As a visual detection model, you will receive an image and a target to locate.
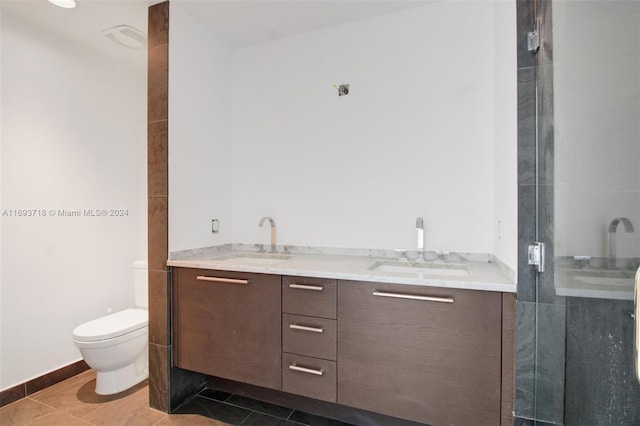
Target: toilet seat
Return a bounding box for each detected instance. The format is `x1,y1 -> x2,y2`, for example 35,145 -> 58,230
73,309 -> 148,342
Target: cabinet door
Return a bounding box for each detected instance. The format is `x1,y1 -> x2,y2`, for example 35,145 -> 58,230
337,280 -> 502,426
173,268 -> 281,390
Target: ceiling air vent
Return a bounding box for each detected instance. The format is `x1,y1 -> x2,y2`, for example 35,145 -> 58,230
102,25 -> 147,50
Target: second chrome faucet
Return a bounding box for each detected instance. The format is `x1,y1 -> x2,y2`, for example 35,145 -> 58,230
258,216 -> 277,253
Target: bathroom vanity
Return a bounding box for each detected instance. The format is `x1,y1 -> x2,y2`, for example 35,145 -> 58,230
169,249 -> 516,426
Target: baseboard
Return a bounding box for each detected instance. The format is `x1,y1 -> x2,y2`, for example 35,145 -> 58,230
0,360 -> 89,408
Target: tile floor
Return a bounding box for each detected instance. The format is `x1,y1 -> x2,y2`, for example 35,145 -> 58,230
0,370 -> 219,426
0,371 -> 353,426
176,389 -> 353,426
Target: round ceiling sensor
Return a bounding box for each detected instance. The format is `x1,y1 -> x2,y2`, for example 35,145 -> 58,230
48,0 -> 76,8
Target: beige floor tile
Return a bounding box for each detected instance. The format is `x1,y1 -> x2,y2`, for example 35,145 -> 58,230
154,414 -> 232,426
29,370 -> 106,412
8,372 -> 223,426
32,371 -> 147,419
23,411 -> 91,425
29,370 -> 96,401
73,384 -> 164,426
0,398 -> 56,426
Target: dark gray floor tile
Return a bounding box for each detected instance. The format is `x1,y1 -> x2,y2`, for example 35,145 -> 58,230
288,411 -> 355,426
227,395 -> 293,419
199,388 -> 232,402
174,396 -> 251,425
170,366 -> 206,411
338,412 -> 425,426
241,412 -> 303,426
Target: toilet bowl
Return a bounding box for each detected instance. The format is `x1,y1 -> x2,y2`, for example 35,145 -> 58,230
73,260 -> 149,395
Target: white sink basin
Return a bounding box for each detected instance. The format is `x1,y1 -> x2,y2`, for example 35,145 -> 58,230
368,261 -> 469,277
219,253 -> 291,265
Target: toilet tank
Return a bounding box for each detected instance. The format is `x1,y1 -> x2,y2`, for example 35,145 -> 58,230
132,260 -> 148,309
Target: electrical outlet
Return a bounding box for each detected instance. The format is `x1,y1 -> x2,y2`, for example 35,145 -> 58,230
211,219 -> 220,233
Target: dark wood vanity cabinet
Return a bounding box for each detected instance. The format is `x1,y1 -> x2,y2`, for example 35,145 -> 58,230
337,280 -> 503,426
172,267 -> 512,424
172,268 -> 282,390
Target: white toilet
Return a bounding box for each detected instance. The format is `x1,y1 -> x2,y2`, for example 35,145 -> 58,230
73,260 -> 149,395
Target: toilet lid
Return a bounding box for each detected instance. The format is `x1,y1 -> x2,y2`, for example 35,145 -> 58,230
73,309 -> 148,342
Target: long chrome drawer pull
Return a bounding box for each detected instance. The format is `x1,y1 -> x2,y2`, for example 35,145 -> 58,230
196,276 -> 249,285
289,283 -> 323,291
373,291 -> 454,304
289,324 -> 324,333
289,364 -> 324,376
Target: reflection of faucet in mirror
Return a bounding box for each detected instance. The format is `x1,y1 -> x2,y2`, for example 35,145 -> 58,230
416,217 -> 425,262
608,217 -> 635,268
258,216 -> 277,253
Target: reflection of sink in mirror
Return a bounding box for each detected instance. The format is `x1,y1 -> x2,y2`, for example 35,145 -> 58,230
219,253 -> 291,265
563,268 -> 633,277
369,261 -> 469,277
574,276 -> 633,287
555,268 -> 637,299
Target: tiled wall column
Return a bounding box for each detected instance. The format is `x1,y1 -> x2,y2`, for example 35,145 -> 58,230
148,2 -> 205,412
515,0 -> 565,424
148,1 -> 170,412
515,1 -> 541,419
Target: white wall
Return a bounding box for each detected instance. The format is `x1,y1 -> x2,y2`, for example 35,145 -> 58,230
493,0 -> 518,270
231,2 -> 499,254
167,2 -> 518,272
0,11 -> 147,390
554,1 -> 640,259
168,2 -> 233,252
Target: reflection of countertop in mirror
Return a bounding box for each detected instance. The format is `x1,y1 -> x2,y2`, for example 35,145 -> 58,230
167,244 -> 516,293
555,263 -> 639,300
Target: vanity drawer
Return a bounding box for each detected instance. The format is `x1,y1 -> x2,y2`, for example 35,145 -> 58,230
282,353 -> 336,403
282,276 -> 336,319
282,314 -> 336,361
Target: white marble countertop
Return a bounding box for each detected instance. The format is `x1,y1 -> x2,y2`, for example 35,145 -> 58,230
167,244 -> 516,293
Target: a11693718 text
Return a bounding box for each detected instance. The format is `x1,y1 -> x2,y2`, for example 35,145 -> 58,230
1,208 -> 129,217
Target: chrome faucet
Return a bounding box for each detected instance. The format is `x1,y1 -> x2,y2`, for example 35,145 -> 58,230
608,217 -> 634,267
416,217 -> 425,262
258,216 -> 277,253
